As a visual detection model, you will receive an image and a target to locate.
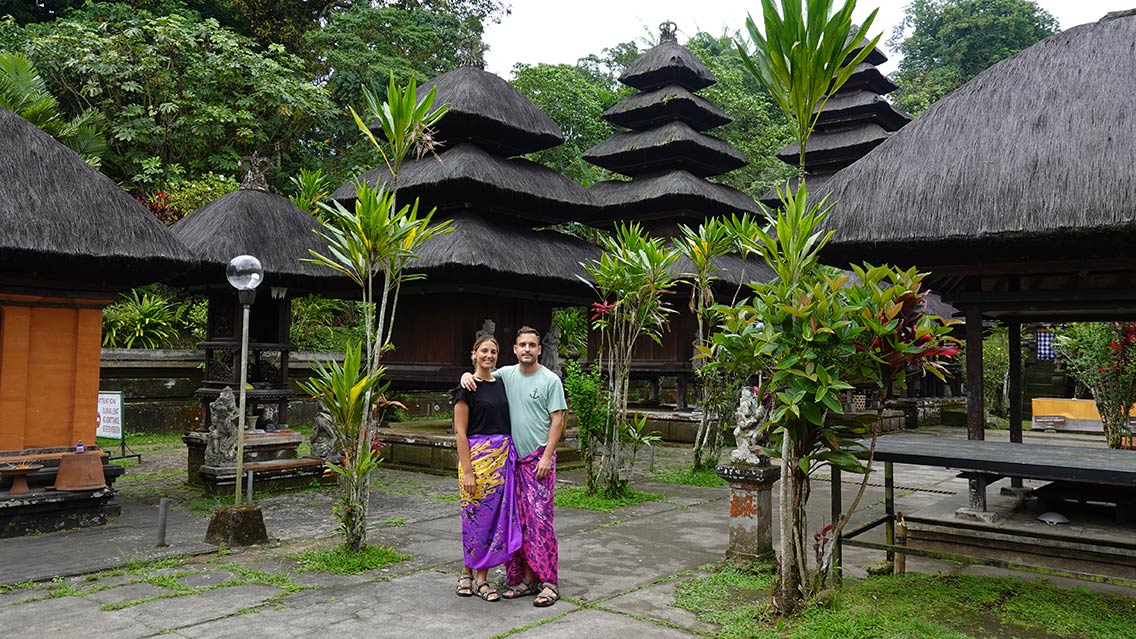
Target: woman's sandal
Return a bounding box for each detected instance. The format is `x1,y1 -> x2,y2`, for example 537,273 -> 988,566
533,583 -> 559,608
455,574 -> 473,597
500,579 -> 536,599
474,580 -> 500,602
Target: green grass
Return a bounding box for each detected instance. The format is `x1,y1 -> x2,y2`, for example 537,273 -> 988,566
674,567 -> 1136,639
292,544 -> 412,575
554,486 -> 665,512
97,432 -> 184,447
431,493 -> 460,503
653,467 -> 727,487
382,517 -> 406,527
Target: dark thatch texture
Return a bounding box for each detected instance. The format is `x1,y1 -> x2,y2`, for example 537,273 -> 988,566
816,91 -> 911,132
586,170 -> 759,224
816,14 -> 1136,265
602,85 -> 731,131
777,123 -> 889,167
170,189 -> 351,292
0,107 -> 195,288
843,63 -> 898,94
673,252 -> 775,290
758,174 -> 835,209
329,143 -> 593,224
405,211 -> 599,299
619,40 -> 715,92
583,120 -> 747,178
414,66 -> 564,156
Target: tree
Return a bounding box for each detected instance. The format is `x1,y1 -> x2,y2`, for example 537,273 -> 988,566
584,223 -> 680,496
510,62 -> 623,186
1055,323 -> 1136,449
302,76 -> 452,551
1,3 -> 335,191
888,0 -> 1059,115
0,51 -> 106,167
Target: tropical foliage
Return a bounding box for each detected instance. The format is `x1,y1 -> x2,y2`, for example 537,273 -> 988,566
888,0 -> 1059,115
1055,323 -> 1136,448
583,223 -> 680,496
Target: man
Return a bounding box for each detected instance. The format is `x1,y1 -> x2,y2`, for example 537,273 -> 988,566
462,325 -> 566,607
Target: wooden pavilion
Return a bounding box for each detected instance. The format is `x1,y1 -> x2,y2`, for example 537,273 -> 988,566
331,63 -> 601,388
0,106 -> 195,533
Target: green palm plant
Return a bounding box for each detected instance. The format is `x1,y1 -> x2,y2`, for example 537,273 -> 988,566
102,289 -> 185,349
583,222 -> 680,496
288,167 -> 331,218
672,218 -> 737,470
0,51 -> 107,167
302,77 -> 450,552
737,0 -> 880,177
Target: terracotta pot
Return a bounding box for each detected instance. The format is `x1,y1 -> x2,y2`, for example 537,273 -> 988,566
1,463 -> 44,496
52,452 -> 107,491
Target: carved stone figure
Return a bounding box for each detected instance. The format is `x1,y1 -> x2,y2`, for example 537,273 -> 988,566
205,387 -> 240,466
731,385 -> 769,465
475,319 -> 496,341
309,413 -> 339,460
540,324 -> 562,376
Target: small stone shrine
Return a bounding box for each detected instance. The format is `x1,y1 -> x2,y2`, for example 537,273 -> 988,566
717,385 -> 780,563
171,159 -> 351,493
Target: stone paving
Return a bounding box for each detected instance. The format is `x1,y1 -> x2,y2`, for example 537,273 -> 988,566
1,427 -> 1133,637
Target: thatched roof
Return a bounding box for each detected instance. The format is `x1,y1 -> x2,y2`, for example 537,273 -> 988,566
816,91 -> 911,132
169,188 -> 351,292
413,66 -> 564,156
777,123 -> 889,168
844,63 -> 898,94
584,120 -> 747,178
586,170 -> 759,224
330,143 -> 592,224
816,13 -> 1136,265
602,85 -> 730,131
672,252 -> 776,290
404,212 -> 599,299
0,107 -> 195,288
619,40 -> 715,92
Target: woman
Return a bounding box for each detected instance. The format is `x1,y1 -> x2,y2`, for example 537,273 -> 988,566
452,336 -> 522,602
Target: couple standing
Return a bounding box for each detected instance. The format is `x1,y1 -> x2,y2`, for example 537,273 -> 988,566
452,326 -> 565,607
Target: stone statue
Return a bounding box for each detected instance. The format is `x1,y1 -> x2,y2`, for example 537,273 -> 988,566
309,413 -> 339,460
540,324 -> 562,376
475,319 -> 496,341
205,388 -> 240,466
731,385 -> 769,465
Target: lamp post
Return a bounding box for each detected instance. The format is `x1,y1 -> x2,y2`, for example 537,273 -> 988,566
226,254 -> 263,507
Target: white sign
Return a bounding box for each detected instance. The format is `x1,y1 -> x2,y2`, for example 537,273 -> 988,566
96,391 -> 124,440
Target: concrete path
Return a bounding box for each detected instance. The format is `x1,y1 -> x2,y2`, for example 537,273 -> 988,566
1,428 -> 1132,637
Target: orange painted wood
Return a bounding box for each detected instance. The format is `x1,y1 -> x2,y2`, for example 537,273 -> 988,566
0,305 -> 32,450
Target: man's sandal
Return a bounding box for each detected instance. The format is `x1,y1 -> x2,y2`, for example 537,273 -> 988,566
533,583 -> 559,608
474,580 -> 500,602
500,579 -> 536,599
455,574 -> 473,597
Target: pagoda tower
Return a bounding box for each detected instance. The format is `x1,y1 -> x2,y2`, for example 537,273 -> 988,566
579,24 -> 769,408
581,21 -> 759,238
763,43 -> 911,204
331,61 -> 600,387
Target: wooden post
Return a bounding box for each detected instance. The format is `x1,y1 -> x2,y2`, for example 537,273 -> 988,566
1008,320 -> 1023,488
965,304 -> 985,441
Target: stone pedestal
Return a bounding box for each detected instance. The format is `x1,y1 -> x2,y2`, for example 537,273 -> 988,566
716,461 -> 781,563
184,430 -> 326,494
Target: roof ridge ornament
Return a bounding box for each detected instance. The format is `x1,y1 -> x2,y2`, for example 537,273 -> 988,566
239,154 -> 272,192
659,21 -> 678,43
458,38 -> 487,69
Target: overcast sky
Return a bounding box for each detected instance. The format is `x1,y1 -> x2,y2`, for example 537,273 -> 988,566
483,1 -> 1134,77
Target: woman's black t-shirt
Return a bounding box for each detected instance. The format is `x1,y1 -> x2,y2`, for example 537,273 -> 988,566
452,379 -> 511,436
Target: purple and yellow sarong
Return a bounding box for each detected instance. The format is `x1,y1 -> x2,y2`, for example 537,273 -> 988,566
506,446 -> 558,586
459,434 -> 522,570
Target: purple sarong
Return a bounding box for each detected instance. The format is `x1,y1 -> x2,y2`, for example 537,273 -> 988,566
459,434 -> 522,570
506,446 -> 558,586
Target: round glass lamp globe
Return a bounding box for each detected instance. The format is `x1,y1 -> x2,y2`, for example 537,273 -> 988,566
226,255 -> 264,291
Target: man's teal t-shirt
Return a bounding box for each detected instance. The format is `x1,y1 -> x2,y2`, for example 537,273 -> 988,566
494,364 -> 567,458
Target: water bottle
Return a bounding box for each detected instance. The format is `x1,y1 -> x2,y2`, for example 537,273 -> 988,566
76,440 -> 85,454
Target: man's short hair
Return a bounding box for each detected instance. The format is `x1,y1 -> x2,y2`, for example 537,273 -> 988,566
516,326 -> 541,342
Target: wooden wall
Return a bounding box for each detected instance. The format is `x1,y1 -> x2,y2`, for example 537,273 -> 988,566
0,293 -> 107,451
